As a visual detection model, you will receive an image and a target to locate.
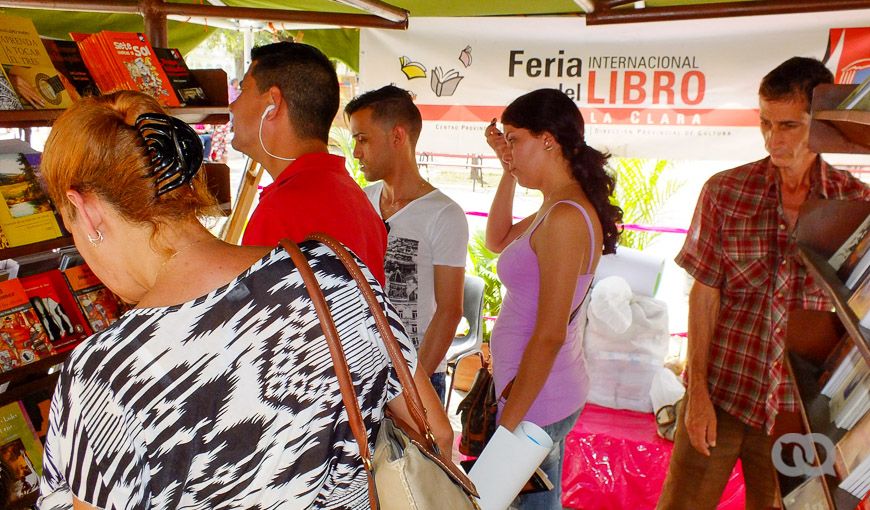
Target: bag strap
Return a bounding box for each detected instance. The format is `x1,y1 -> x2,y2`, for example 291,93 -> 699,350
279,239 -> 380,510
306,232 -> 436,448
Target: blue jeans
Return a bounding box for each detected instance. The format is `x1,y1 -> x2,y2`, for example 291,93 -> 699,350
430,372 -> 446,404
510,407 -> 583,510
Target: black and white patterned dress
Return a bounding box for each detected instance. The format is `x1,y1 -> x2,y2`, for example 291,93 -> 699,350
38,242 -> 416,510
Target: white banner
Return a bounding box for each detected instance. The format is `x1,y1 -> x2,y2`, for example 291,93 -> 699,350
360,12 -> 870,161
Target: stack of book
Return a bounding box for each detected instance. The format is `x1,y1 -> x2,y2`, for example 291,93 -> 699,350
0,12 -> 210,110
830,215 -> 870,328
835,412 -> 870,500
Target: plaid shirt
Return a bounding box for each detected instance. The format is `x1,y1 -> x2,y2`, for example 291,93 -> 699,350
676,157 -> 870,432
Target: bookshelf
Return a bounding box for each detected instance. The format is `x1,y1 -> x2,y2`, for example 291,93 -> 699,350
0,69 -> 230,128
791,200 -> 864,510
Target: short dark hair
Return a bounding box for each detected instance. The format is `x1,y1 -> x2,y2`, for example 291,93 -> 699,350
759,57 -> 833,111
345,85 -> 423,147
250,42 -> 339,143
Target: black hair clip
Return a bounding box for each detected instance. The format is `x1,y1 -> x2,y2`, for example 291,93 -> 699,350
135,113 -> 203,196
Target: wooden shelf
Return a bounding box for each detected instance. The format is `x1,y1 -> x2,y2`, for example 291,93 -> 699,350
0,235 -> 74,260
798,245 -> 870,365
0,106 -> 229,129
0,351 -> 69,386
809,84 -> 870,154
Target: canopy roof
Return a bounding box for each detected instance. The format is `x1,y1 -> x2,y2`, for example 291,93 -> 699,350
1,0 -> 866,65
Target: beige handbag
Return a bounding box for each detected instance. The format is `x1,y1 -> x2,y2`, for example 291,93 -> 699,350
281,235 -> 480,510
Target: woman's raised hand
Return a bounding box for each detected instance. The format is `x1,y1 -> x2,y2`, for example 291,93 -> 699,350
485,118 -> 509,169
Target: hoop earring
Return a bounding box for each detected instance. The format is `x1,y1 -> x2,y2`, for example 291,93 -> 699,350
544,144 -> 554,152
87,230 -> 104,246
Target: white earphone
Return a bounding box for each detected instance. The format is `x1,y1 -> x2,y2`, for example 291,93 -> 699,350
261,104 -> 276,120
258,104 -> 295,162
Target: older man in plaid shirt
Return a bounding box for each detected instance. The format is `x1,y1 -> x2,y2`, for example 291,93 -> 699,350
658,57 -> 870,510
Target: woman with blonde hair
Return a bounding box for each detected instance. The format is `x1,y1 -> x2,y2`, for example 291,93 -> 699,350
37,91 -> 451,509
485,88 -> 622,509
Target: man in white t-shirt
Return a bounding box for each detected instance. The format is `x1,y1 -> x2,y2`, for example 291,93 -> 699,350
346,85 -> 469,402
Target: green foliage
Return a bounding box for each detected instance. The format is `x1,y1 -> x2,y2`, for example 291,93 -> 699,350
328,126 -> 368,187
610,158 -> 682,251
467,230 -> 503,342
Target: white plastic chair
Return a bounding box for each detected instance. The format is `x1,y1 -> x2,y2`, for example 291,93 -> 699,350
445,274 -> 486,409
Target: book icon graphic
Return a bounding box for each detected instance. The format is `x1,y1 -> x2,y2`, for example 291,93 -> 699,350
430,67 -> 463,97
459,46 -> 472,68
400,56 -> 427,79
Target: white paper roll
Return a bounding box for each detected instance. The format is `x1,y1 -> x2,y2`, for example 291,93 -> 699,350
468,422 -> 554,510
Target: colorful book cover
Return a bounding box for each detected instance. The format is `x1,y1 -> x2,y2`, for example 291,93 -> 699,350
0,278 -> 54,373
63,264 -> 128,333
0,14 -> 73,110
153,47 -> 208,106
41,38 -> 99,98
0,401 -> 43,503
0,66 -> 23,110
19,269 -> 91,352
0,152 -> 62,248
100,31 -> 180,107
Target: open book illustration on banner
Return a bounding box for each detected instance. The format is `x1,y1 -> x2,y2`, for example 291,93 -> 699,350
431,66 -> 463,97
399,56 -> 427,79
459,45 -> 472,68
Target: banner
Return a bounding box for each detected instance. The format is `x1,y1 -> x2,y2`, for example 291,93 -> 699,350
360,12 -> 870,160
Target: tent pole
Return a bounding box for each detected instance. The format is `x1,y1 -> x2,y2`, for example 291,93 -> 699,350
329,0 -> 408,23
587,0 -> 870,24
140,0 -> 167,47
1,0 -> 408,29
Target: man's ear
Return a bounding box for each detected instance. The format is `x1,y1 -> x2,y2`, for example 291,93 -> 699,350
268,86 -> 283,113
65,190 -> 103,238
391,124 -> 407,147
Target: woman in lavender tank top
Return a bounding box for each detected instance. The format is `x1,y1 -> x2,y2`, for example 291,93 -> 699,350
484,89 -> 623,509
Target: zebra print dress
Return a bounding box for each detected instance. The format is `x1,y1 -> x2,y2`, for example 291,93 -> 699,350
38,241 -> 415,510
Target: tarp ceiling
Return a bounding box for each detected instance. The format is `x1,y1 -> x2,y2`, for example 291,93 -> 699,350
0,0 -> 848,67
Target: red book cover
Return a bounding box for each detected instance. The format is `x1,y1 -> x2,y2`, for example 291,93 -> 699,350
18,270 -> 91,352
100,31 -> 180,107
72,32 -> 113,94
0,279 -> 55,373
63,264 -> 128,334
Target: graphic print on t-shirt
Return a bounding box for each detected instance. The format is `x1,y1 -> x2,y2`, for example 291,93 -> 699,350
385,236 -> 420,347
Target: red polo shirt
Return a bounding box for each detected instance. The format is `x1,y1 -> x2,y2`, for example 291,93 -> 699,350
242,153 -> 387,284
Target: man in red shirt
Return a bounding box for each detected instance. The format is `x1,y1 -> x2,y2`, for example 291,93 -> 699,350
230,42 -> 386,284
658,58 -> 870,509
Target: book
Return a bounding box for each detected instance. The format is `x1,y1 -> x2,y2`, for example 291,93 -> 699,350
0,66 -> 23,110
848,274 -> 870,321
62,264 -> 128,333
76,31 -> 180,107
19,269 -> 91,351
782,476 -> 827,510
0,14 -> 74,110
430,66 -> 463,97
838,77 -> 870,111
828,358 -> 870,429
399,56 -> 427,79
0,278 -> 56,372
821,343 -> 860,397
829,213 -> 870,272
0,152 -> 62,248
41,38 -> 99,98
153,47 -> 208,106
0,401 -> 43,504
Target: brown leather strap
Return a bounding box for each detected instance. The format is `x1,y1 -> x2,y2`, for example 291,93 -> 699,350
307,232 -> 436,449
279,239 -> 380,510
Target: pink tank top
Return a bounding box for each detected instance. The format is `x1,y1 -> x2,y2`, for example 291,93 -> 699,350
491,200 -> 595,426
